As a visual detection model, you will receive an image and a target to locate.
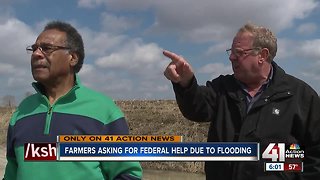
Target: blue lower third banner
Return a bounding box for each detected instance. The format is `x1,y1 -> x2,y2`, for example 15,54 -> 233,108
58,142 -> 259,161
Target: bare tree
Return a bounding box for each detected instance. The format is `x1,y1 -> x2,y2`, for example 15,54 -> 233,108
2,95 -> 16,108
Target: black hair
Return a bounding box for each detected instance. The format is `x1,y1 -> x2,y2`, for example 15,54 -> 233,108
44,21 -> 85,73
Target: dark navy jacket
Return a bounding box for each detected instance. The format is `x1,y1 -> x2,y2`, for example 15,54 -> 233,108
173,62 -> 320,180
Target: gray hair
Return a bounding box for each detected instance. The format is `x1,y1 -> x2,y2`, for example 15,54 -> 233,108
238,23 -> 277,62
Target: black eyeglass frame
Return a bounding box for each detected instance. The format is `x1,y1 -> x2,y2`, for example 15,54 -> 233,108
26,44 -> 71,54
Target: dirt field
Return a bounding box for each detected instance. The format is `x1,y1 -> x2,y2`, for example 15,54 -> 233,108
0,100 -> 210,177
0,144 -> 5,178
116,100 -> 209,173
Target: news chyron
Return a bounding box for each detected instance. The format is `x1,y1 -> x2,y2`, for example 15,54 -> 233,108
23,135 -> 259,161
23,135 -> 183,161
262,143 -> 304,172
24,143 -> 57,161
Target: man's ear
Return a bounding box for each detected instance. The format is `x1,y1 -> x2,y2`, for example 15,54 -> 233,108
69,52 -> 79,67
259,48 -> 269,63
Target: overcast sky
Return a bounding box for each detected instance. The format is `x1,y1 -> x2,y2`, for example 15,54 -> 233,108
1,0 -> 320,104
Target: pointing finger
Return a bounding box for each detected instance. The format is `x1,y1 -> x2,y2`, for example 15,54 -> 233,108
163,50 -> 185,66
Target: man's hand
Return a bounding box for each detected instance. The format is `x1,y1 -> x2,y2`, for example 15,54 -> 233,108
163,50 -> 194,88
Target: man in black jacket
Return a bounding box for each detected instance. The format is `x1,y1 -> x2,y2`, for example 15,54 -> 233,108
163,23 -> 320,180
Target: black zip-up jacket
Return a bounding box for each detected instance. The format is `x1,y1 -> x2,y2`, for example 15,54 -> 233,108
173,62 -> 320,180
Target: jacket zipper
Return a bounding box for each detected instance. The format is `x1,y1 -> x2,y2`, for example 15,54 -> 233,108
44,105 -> 53,134
42,85 -> 79,135
43,94 -> 54,135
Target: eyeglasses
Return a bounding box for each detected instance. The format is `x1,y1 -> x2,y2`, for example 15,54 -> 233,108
226,47 -> 261,58
26,44 -> 71,55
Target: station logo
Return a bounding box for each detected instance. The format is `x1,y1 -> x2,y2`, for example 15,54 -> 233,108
262,143 -> 304,162
285,143 -> 304,159
262,143 -> 304,172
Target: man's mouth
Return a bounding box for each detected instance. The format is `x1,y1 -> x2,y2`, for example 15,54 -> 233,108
32,64 -> 48,69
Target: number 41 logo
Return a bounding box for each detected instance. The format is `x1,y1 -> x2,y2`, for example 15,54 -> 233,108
262,143 -> 285,162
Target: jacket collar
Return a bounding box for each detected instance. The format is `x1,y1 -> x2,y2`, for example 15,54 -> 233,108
32,74 -> 81,96
264,61 -> 291,94
226,61 -> 292,102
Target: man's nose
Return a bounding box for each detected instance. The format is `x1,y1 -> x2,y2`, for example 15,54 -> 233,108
33,47 -> 43,54
229,53 -> 237,62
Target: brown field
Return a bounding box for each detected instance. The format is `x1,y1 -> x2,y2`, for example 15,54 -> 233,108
0,100 -> 209,174
0,107 -> 14,145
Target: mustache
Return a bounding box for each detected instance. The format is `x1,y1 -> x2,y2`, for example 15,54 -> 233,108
31,53 -> 51,68
32,63 -> 49,68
